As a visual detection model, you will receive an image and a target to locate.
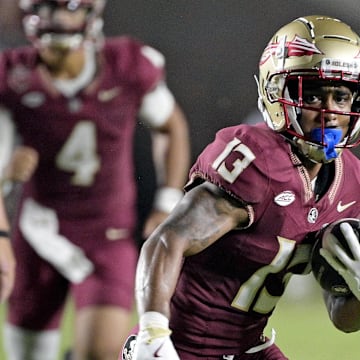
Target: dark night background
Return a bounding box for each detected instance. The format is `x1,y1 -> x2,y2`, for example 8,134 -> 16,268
102,1 -> 360,236
2,0 -> 360,240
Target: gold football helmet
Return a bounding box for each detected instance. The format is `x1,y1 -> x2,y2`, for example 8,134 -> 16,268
258,15 -> 360,163
19,0 -> 106,50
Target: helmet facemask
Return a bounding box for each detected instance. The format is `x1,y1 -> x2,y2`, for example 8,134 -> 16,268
20,0 -> 105,51
278,75 -> 360,163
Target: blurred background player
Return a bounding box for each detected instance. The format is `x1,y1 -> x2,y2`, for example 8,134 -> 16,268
127,15 -> 360,360
0,141 -> 17,307
0,0 -> 190,359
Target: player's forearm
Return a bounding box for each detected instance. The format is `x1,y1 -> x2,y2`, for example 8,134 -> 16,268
159,104 -> 190,189
135,227 -> 184,318
324,291 -> 360,332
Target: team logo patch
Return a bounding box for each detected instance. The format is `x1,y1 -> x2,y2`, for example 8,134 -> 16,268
307,207 -> 319,223
122,334 -> 137,360
8,64 -> 32,93
274,191 -> 296,207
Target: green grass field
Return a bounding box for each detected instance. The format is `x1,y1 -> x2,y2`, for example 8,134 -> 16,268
266,301 -> 360,360
0,275 -> 359,359
265,281 -> 360,359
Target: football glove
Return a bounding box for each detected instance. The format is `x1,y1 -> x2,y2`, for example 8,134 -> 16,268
132,312 -> 180,360
320,222 -> 360,301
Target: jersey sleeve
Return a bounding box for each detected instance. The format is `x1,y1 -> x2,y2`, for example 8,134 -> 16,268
138,82 -> 175,128
0,46 -> 38,99
109,37 -> 166,97
186,125 -> 272,205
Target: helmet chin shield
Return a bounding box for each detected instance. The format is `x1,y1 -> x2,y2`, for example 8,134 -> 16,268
20,0 -> 106,50
258,15 -> 360,163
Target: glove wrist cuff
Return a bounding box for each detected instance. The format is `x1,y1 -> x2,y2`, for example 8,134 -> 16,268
139,311 -> 169,330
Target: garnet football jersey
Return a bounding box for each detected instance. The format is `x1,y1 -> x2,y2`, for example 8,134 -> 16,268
170,123 -> 360,356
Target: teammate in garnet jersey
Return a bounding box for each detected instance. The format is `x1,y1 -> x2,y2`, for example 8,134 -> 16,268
0,0 -> 190,359
125,16 -> 360,360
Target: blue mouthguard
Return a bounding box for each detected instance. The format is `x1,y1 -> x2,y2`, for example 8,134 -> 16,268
310,128 -> 343,160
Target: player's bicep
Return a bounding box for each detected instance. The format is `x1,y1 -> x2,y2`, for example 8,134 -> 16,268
0,107 -> 15,176
155,181 -> 249,257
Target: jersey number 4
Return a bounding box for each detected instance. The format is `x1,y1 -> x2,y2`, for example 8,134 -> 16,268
56,121 -> 100,186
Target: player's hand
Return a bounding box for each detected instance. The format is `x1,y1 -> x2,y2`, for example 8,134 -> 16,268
4,146 -> 39,183
132,312 -> 180,360
0,237 -> 16,302
320,222 -> 360,301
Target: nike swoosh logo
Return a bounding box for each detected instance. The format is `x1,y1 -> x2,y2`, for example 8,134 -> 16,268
337,200 -> 356,213
154,341 -> 165,358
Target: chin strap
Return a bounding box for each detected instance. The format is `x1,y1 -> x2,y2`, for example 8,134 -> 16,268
310,128 -> 343,161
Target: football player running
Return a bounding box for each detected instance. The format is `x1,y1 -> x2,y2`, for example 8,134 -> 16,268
0,0 -> 190,359
127,15 -> 360,360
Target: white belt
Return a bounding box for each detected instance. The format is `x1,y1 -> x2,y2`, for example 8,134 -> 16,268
222,328 -> 276,360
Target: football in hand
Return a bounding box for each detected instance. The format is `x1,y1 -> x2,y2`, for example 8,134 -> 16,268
310,218 -> 360,296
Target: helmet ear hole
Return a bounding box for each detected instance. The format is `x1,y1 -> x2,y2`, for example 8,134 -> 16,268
286,79 -> 299,100
283,86 -> 303,135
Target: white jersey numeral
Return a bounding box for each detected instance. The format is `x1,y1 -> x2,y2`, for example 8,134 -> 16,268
232,238 -> 311,314
56,121 -> 100,186
213,138 -> 310,314
212,137 -> 256,183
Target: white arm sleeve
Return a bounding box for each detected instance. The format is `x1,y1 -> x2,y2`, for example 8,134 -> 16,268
0,107 -> 15,177
138,82 -> 175,128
